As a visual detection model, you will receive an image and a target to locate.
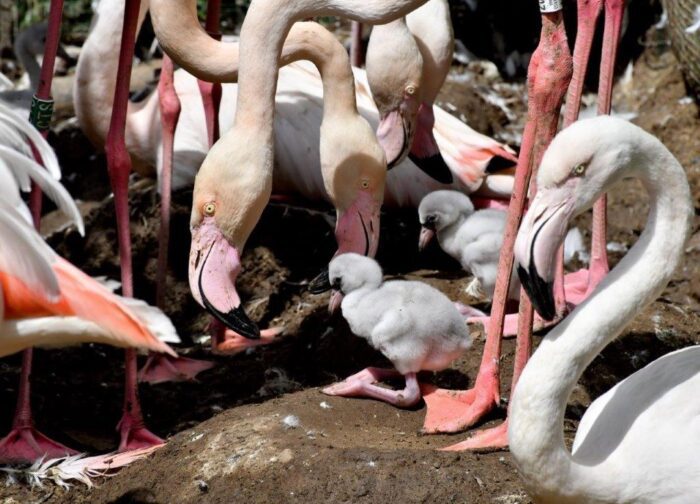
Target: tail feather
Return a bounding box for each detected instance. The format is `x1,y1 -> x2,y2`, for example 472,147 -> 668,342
432,106 -> 517,190
1,258 -> 175,356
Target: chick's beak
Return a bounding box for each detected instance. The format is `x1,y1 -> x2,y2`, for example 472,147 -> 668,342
189,217 -> 260,339
514,187 -> 574,321
418,226 -> 436,252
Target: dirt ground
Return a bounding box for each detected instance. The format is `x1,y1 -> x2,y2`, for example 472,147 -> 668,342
2,38 -> 700,503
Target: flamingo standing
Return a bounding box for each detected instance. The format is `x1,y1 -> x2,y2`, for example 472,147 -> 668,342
321,253 -> 472,407
421,0 -> 626,450
511,116 -> 700,504
0,103 -> 176,463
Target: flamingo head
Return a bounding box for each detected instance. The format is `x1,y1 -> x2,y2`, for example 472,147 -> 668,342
308,117 -> 386,312
188,133 -> 272,340
515,117 -> 635,320
366,19 -> 423,169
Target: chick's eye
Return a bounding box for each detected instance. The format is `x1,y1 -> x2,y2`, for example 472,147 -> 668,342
203,202 -> 216,216
571,164 -> 586,177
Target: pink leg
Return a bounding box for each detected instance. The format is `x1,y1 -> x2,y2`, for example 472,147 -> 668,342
118,349 -> 164,451
105,0 -> 162,451
586,0 -> 625,294
0,0 -> 81,464
323,368 -> 420,408
443,291 -> 534,451
215,327 -> 285,355
423,11 -> 572,435
350,21 -> 363,68
0,349 -> 77,463
140,53 -> 214,383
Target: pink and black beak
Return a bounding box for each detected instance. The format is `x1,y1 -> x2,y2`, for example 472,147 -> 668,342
189,217 -> 260,340
408,104 -> 453,184
309,192 -> 380,314
514,188 -> 575,321
418,215 -> 438,252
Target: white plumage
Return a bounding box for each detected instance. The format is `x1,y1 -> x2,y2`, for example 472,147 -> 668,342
329,253 -> 471,377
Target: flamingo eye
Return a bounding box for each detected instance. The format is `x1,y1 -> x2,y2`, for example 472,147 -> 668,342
361,179 -> 370,189
405,85 -> 416,96
203,202 -> 216,216
571,164 -> 586,177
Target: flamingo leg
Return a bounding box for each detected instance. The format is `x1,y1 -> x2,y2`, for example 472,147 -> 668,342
0,0 -> 82,463
422,10 -> 572,435
0,349 -> 77,463
323,369 -> 421,408
104,0 -> 163,451
585,0 -> 625,295
138,53 -> 214,384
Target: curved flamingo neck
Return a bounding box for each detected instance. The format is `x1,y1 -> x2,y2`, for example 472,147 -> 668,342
509,134 -> 692,500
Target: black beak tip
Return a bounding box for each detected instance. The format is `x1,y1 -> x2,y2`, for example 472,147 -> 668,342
408,152 -> 454,184
517,264 -> 556,322
308,269 -> 332,294
199,287 -> 260,340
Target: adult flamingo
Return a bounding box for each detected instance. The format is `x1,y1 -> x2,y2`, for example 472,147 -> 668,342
511,116 -> 699,503
148,0 -> 517,336
0,103 -> 175,463
366,0 -> 463,183
421,0 -> 627,450
420,3 -> 574,447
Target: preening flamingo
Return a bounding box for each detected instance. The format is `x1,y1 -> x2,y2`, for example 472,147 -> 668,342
511,116 -> 700,504
321,253 -> 472,407
0,103 -> 175,463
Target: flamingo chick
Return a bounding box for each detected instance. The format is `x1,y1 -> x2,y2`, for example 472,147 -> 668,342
322,253 -> 472,407
418,190 -> 520,301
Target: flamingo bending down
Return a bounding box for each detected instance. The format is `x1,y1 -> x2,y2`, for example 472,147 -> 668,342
321,253 -> 472,407
511,116 -> 699,504
366,0 -> 460,183
0,103 -> 175,463
147,0 -> 515,338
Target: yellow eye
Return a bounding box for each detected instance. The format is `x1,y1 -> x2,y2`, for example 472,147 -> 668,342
406,85 -> 416,96
361,179 -> 370,189
572,164 -> 586,176
203,202 -> 216,216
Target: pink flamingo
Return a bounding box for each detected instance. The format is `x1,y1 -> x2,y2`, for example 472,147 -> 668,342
424,0 -> 626,451
0,0 -> 77,462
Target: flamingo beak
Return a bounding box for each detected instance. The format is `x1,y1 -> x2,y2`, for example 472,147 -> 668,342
376,108 -> 412,169
408,104 -> 453,184
308,192 -> 380,311
189,217 -> 260,340
514,187 -> 574,321
418,226 -> 436,252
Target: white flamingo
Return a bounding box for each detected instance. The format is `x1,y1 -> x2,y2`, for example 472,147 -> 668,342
511,115 -> 699,503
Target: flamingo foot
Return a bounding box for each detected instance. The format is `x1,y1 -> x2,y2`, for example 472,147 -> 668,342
421,376 -> 499,434
215,326 -> 285,355
0,426 -> 78,463
117,413 -> 164,452
322,368 -> 420,408
137,354 -> 215,384
440,421 -> 509,452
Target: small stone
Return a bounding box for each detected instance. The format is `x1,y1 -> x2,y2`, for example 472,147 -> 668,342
196,479 -> 209,493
